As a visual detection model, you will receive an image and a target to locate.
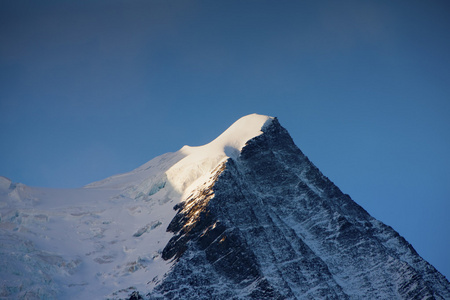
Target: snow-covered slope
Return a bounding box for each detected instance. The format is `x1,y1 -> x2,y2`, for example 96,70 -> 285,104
0,114 -> 273,299
1,114 -> 449,299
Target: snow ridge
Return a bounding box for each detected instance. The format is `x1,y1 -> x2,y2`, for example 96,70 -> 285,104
166,113 -> 273,197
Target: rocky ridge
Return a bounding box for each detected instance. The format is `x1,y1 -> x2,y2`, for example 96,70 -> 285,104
146,117 -> 450,299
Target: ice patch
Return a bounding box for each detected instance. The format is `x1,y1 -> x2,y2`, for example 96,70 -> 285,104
133,220 -> 162,237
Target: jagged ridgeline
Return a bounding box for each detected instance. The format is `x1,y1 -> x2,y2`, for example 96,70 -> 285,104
0,114 -> 449,299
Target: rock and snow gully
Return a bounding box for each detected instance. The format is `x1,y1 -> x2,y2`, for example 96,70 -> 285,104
1,114 -> 449,299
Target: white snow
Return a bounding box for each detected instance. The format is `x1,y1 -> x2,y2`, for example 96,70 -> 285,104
0,113 -> 273,299
167,113 -> 273,197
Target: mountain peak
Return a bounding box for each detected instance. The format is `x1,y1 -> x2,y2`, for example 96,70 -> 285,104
181,113 -> 274,158
166,114 -> 274,196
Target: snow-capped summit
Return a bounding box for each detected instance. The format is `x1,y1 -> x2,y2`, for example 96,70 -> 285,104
180,113 -> 273,158
166,113 -> 274,196
1,115 -> 449,299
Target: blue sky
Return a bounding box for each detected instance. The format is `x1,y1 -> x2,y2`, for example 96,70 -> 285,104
1,0 -> 449,279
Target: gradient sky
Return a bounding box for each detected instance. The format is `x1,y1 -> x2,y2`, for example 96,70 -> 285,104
1,0 -> 449,280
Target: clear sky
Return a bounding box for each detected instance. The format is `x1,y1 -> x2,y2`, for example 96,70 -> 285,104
1,0 -> 449,280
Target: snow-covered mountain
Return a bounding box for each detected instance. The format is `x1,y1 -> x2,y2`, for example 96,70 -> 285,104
1,114 -> 449,299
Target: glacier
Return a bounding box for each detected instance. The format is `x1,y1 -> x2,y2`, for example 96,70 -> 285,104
1,114 -> 449,299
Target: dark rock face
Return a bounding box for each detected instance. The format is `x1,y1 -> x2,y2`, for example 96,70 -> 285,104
150,118 -> 450,299
128,291 -> 144,300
